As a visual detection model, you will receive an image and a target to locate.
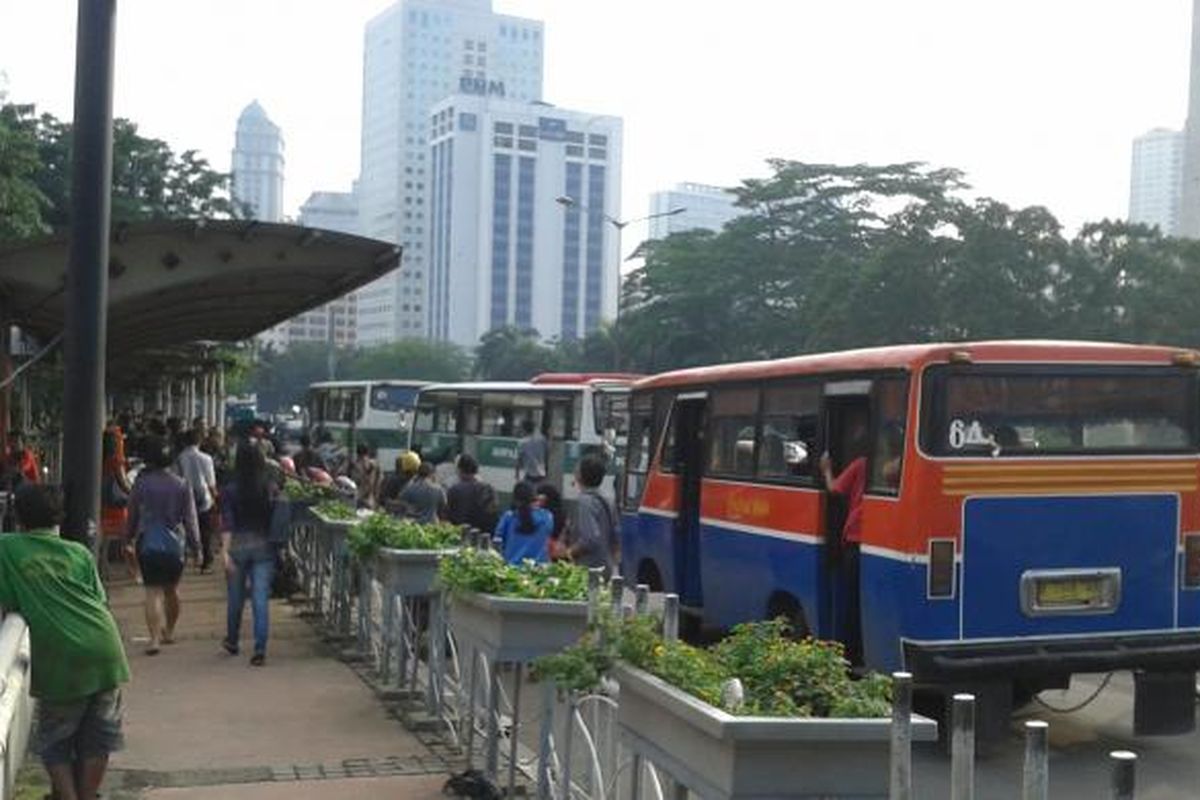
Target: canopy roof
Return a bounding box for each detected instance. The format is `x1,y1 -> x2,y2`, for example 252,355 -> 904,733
0,219 -> 400,358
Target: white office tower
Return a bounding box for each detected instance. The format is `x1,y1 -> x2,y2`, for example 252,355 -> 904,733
356,0 -> 545,344
231,101 -> 284,222
647,182 -> 741,239
427,97 -> 623,348
1130,130 -> 1184,236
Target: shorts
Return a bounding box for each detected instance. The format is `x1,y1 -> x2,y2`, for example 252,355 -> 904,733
34,688 -> 125,765
138,551 -> 184,587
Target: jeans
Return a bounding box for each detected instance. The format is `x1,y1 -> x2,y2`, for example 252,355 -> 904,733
226,545 -> 276,655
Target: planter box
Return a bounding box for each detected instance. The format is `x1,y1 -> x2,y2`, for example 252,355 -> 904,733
449,591 -> 588,663
613,662 -> 938,800
373,548 -> 454,596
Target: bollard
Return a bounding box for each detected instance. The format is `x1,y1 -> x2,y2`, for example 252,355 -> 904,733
609,575 -> 624,617
1109,751 -> 1136,800
635,583 -> 650,616
587,567 -> 604,624
1022,720 -> 1049,800
950,693 -> 975,800
663,593 -> 680,642
889,672 -> 913,800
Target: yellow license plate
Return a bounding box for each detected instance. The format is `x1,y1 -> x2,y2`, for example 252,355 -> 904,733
1037,579 -> 1102,607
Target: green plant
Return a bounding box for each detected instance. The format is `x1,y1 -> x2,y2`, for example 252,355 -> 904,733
314,499 -> 357,521
346,513 -> 461,561
534,614 -> 893,719
283,478 -> 339,503
438,547 -> 590,601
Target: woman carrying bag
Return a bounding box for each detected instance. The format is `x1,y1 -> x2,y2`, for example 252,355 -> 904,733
220,442 -> 281,666
127,436 -> 200,655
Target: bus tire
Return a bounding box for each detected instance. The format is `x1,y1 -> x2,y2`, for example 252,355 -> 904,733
636,560 -> 664,592
766,592 -> 811,639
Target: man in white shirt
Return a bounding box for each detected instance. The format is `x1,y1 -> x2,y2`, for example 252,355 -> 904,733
176,428 -> 218,571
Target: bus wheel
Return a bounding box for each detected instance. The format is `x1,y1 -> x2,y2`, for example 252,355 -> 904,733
766,593 -> 810,639
636,560 -> 664,592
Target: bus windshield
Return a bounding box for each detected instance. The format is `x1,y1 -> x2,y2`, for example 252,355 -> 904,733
370,384 -> 420,412
922,366 -> 1200,457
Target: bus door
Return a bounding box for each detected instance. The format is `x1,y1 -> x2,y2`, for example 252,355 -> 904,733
544,394 -> 572,491
670,393 -> 708,608
459,397 -> 482,459
821,380 -> 872,658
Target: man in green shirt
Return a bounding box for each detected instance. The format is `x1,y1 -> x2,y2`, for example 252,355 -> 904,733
0,485 -> 130,800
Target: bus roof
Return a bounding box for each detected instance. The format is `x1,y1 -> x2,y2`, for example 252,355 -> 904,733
635,340 -> 1198,391
530,372 -> 643,385
308,380 -> 431,390
418,380 -> 617,396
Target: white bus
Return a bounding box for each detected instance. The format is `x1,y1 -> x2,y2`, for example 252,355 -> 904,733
409,373 -> 636,503
306,380 -> 429,471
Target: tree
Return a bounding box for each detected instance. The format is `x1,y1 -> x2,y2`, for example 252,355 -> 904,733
473,327 -> 561,380
0,104 -> 47,241
340,338 -> 469,383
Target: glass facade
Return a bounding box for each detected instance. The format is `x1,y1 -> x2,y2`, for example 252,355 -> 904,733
584,164 -> 606,332
515,157 -> 536,329
490,154 -> 513,328
561,162 -> 584,339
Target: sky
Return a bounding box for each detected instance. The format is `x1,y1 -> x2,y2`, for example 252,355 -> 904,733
0,0 -> 1193,248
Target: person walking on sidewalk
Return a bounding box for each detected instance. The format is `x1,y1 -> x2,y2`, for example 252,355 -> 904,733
177,427 -> 218,571
128,436 -> 201,655
220,442 -> 279,666
0,484 -> 130,800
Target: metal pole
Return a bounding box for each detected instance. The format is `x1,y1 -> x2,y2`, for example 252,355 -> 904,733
663,593 -> 680,642
609,575 -> 624,617
1022,720 -> 1049,800
507,666 -> 523,798
1109,751 -> 1136,800
587,567 -> 604,624
635,583 -> 649,616
950,693 -> 975,800
536,679 -> 555,799
889,671 -> 913,800
61,0 -> 117,544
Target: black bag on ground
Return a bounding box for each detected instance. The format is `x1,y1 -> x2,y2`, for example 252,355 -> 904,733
271,547 -> 303,599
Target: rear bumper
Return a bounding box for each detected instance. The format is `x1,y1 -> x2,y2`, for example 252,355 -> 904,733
903,630 -> 1200,683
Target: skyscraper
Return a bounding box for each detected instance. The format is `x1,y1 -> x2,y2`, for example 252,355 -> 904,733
426,96 -> 622,348
356,0 -> 545,345
1129,129 -> 1183,235
231,101 -> 284,222
647,183 -> 741,239
1179,0 -> 1200,237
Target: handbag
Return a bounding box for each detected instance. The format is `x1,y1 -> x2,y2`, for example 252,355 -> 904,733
138,519 -> 185,564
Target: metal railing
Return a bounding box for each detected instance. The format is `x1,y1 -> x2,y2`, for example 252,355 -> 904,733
293,512 -> 1148,800
0,613 -> 32,800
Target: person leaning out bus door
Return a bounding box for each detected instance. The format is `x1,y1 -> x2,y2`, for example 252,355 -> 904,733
819,421 -> 869,665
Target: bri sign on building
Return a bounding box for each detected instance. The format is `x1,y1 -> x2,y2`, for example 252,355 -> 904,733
459,76 -> 506,97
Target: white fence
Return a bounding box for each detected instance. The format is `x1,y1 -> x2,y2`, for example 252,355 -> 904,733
0,613 -> 32,800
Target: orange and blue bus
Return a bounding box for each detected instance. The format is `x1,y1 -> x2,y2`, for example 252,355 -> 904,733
620,341 -> 1200,734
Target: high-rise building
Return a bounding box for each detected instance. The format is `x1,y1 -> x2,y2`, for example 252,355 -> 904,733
259,188 -> 362,350
1129,129 -> 1183,235
647,182 -> 741,239
1179,0 -> 1200,237
426,96 -> 622,348
356,0 -> 545,345
231,101 -> 284,222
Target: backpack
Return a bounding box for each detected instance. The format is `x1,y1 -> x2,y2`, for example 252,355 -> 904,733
138,519 -> 184,564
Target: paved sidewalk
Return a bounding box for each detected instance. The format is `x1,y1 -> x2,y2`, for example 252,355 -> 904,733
99,564 -> 451,799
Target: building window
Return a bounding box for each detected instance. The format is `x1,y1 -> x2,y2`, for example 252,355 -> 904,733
459,112 -> 478,132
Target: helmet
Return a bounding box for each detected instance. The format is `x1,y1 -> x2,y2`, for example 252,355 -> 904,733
279,455 -> 297,476
307,467 -> 333,486
334,475 -> 357,500
397,450 -> 421,475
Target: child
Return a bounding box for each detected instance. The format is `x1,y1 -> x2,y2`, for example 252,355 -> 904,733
494,481 -> 554,564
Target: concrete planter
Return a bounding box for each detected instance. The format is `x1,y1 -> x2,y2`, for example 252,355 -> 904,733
612,662 -> 938,800
448,591 -> 588,663
373,548 -> 453,596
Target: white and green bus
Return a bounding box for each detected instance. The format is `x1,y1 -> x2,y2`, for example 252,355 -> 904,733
409,374 -> 636,503
306,380 -> 429,471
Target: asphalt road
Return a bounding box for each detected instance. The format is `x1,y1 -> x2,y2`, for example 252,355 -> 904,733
911,673 -> 1200,799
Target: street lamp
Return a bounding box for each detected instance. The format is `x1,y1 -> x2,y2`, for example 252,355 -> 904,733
555,196 -> 686,367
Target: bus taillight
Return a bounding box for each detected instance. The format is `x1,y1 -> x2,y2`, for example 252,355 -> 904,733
928,539 -> 956,598
1184,535 -> 1200,588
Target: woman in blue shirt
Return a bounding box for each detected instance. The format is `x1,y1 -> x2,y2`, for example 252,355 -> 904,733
494,481 -> 553,564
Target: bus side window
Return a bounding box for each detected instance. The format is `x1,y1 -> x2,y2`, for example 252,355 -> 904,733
757,382 -> 820,483
707,388 -> 759,477
622,397 -> 655,510
868,376 -> 909,495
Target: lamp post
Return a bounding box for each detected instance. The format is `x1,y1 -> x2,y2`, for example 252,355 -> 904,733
555,196 -> 684,367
